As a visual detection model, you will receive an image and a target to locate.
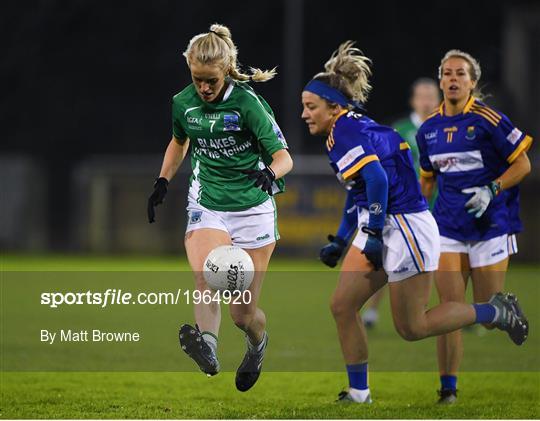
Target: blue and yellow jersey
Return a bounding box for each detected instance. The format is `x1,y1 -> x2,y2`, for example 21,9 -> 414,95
416,96 -> 533,241
327,110 -> 428,214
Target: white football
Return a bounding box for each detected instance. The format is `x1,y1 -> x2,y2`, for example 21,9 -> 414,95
203,245 -> 254,292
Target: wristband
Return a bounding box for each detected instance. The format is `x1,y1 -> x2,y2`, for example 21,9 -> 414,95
266,166 -> 276,180
361,226 -> 382,239
489,180 -> 502,197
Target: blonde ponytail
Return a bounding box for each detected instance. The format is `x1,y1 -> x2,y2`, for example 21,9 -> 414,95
311,41 -> 372,107
183,24 -> 276,82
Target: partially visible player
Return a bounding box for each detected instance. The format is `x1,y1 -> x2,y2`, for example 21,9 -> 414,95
362,78 -> 442,327
393,78 -> 441,173
302,41 -> 528,404
417,49 -> 533,403
147,24 -> 293,392
320,78 -> 441,328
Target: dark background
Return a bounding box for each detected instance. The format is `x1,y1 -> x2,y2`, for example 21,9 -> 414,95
2,0 -> 539,255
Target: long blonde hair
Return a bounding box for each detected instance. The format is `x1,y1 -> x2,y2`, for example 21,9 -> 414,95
183,24 -> 276,82
314,41 -> 372,106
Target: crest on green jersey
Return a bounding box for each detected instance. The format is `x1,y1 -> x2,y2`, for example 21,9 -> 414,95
223,114 -> 241,131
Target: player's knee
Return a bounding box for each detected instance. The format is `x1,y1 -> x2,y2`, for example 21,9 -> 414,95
394,322 -> 426,341
438,291 -> 466,303
438,294 -> 465,303
330,295 -> 355,320
231,312 -> 254,331
194,273 -> 209,291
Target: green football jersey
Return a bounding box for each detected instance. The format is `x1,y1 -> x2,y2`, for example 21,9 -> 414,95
172,80 -> 288,211
392,112 -> 438,209
392,114 -> 420,174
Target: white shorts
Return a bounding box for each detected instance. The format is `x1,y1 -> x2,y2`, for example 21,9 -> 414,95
440,234 -> 509,268
507,233 -> 518,256
186,198 -> 279,249
352,209 -> 440,282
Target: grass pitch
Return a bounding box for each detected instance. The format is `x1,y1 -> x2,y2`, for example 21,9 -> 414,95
2,372 -> 538,419
1,254 -> 539,419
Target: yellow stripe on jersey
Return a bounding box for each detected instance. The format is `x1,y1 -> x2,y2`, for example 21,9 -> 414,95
437,102 -> 444,116
327,110 -> 349,150
480,107 -> 501,122
326,132 -> 335,150
400,142 -> 410,150
426,110 -> 439,120
523,135 -> 533,153
437,96 -> 475,117
334,109 -> 349,121
507,135 -> 533,163
395,214 -> 425,272
342,155 -> 379,180
472,103 -> 502,121
463,96 -> 476,113
420,168 -> 434,178
472,109 -> 499,126
471,104 -> 502,121
428,103 -> 441,119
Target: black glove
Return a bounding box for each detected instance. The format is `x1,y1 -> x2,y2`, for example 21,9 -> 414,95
147,177 -> 168,223
361,226 -> 383,270
242,166 -> 275,196
320,234 -> 347,268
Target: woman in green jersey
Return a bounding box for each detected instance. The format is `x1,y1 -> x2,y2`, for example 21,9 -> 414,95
147,24 -> 293,392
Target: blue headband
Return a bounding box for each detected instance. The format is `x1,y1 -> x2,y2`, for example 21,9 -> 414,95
304,79 -> 363,110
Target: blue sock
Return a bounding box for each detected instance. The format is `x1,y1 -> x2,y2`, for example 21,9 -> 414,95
472,303 -> 496,323
346,363 -> 368,390
440,375 -> 457,391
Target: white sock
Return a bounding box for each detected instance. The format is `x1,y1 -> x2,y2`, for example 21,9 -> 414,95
247,331 -> 267,353
363,308 -> 379,323
349,387 -> 371,402
202,332 -> 218,354
491,304 -> 500,323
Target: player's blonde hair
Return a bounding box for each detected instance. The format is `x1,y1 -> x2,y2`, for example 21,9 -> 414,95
438,49 -> 485,99
183,23 -> 276,82
438,49 -> 481,81
314,41 -> 372,107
